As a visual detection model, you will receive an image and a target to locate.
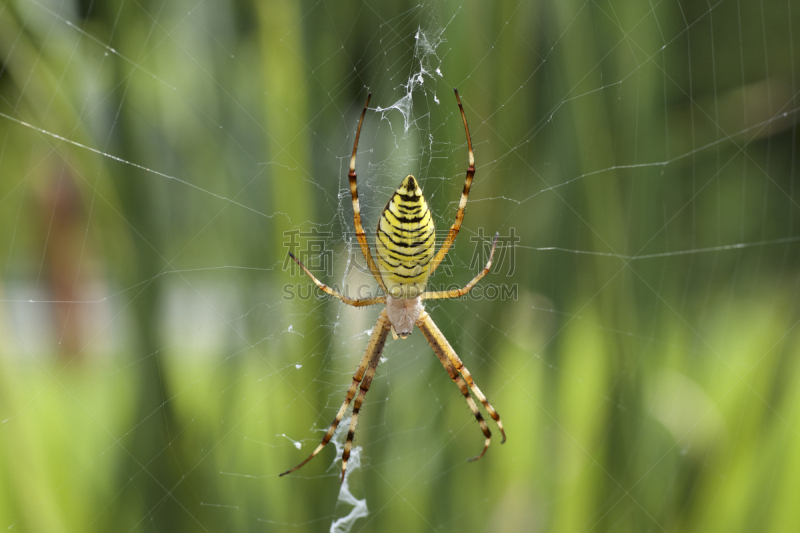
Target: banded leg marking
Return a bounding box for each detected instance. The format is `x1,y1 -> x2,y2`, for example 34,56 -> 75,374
420,321 -> 492,460
288,252 -> 385,307
423,233 -> 498,301
280,310 -> 391,478
349,93 -> 388,293
341,335 -> 384,481
429,88 -> 476,275
418,312 -> 506,445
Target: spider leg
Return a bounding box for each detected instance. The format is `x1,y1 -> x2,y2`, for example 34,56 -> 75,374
429,88 -> 476,275
280,310 -> 391,478
288,252 -> 385,307
420,321 -> 492,461
340,325 -> 385,481
422,233 -> 498,301
349,93 -> 388,294
417,312 -> 506,447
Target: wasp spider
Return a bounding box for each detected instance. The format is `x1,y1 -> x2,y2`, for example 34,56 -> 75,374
280,89 -> 505,482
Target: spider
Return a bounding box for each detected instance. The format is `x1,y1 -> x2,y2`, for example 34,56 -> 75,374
280,89 -> 505,482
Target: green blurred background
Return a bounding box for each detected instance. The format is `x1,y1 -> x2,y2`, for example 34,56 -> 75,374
1,0 -> 799,531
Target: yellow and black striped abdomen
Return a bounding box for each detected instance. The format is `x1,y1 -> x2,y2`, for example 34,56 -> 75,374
376,175 -> 435,298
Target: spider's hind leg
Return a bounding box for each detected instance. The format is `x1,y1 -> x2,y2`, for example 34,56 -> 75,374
429,88 -> 476,275
348,92 -> 388,293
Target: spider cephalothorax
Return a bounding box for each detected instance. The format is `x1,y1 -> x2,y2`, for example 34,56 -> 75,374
281,89 -> 505,482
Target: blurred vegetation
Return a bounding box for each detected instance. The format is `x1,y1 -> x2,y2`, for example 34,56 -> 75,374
1,0 -> 799,531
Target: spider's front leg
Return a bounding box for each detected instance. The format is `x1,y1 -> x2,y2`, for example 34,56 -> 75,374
280,310 -> 391,481
416,311 -> 506,459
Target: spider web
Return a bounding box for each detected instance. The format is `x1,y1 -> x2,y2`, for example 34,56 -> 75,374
1,0 -> 799,532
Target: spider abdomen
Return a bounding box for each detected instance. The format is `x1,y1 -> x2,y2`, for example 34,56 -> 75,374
376,175 -> 436,298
